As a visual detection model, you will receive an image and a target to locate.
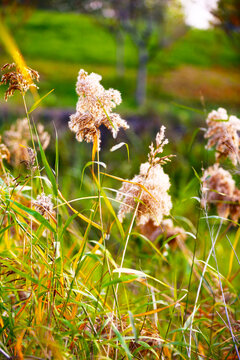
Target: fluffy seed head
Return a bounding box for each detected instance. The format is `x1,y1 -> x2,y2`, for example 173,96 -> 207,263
201,163 -> 240,222
22,147 -> 37,170
0,136 -> 10,162
148,126 -> 173,166
4,118 -> 50,166
34,193 -> 54,219
117,162 -> 172,225
69,69 -> 129,145
205,107 -> 240,165
140,218 -> 186,249
117,128 -> 173,225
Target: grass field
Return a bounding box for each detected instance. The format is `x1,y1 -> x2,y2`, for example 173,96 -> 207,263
1,10 -> 240,110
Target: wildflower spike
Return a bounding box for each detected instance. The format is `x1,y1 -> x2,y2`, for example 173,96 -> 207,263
117,127 -> 172,225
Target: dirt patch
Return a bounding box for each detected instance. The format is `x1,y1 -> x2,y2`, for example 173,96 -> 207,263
158,66 -> 240,105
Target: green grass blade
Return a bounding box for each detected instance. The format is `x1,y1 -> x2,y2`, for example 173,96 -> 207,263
12,200 -> 56,235
28,89 -> 55,114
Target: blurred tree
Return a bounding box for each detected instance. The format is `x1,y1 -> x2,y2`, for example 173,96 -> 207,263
1,0 -> 185,106
85,0 -> 186,106
212,0 -> 240,48
82,1 -> 125,77
0,0 -> 34,26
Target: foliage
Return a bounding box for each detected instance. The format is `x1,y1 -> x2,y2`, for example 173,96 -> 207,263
212,0 -> 240,50
0,10 -> 239,112
212,0 -> 240,32
3,10 -> 238,69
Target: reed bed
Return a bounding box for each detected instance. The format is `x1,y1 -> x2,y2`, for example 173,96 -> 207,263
0,49 -> 239,360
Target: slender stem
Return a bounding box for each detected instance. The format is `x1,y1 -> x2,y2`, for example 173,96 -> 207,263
205,215 -> 240,359
96,137 -> 115,357
121,190 -> 143,270
22,94 -> 34,270
113,189 -> 143,307
22,93 -> 43,191
97,136 -> 104,235
112,189 -> 143,360
188,219 -> 222,358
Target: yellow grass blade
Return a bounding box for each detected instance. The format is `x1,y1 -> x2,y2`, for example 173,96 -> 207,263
129,301 -> 178,318
227,226 -> 240,279
15,329 -> 26,360
114,268 -> 173,289
92,169 -> 125,237
81,236 -> 104,274
92,134 -> 98,163
28,88 -> 55,113
132,232 -> 168,263
58,189 -> 103,231
101,172 -> 158,201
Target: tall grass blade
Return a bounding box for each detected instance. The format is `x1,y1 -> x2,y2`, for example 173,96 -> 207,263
28,89 -> 55,113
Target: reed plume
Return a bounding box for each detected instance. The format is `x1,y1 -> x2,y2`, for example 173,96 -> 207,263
69,69 -> 129,146
0,136 -> 10,163
0,62 -> 39,101
201,163 -> 240,222
4,118 -> 50,166
140,218 -> 186,249
34,193 -> 54,220
205,107 -> 240,165
117,126 -> 173,225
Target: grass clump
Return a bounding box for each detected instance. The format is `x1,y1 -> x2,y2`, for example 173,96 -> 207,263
0,50 -> 240,360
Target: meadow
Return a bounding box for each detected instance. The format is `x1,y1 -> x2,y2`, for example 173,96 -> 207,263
1,9 -> 240,110
0,8 -> 240,360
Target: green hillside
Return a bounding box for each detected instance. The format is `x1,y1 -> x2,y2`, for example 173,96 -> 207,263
0,10 -> 239,109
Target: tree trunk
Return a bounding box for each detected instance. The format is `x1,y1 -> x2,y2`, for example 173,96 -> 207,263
136,45 -> 148,106
116,29 -> 125,77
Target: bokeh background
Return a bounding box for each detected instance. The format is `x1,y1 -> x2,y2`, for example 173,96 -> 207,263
1,1 -> 239,120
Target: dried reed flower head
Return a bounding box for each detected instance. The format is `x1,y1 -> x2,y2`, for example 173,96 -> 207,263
4,118 -> 50,166
69,69 -> 129,145
0,136 -> 10,162
140,218 -> 186,249
205,107 -> 240,165
22,147 -> 37,170
229,188 -> 240,223
148,126 -> 173,166
34,193 -> 54,219
161,219 -> 187,248
0,63 -> 39,101
201,163 -> 240,221
117,128 -> 172,225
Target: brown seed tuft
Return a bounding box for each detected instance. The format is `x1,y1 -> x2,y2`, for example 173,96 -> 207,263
117,127 -> 172,225
34,193 -> 54,219
140,218 -> 186,249
21,147 -> 37,171
201,163 -> 240,222
205,107 -> 240,165
0,136 -> 10,162
0,62 -> 39,101
4,118 -> 50,166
